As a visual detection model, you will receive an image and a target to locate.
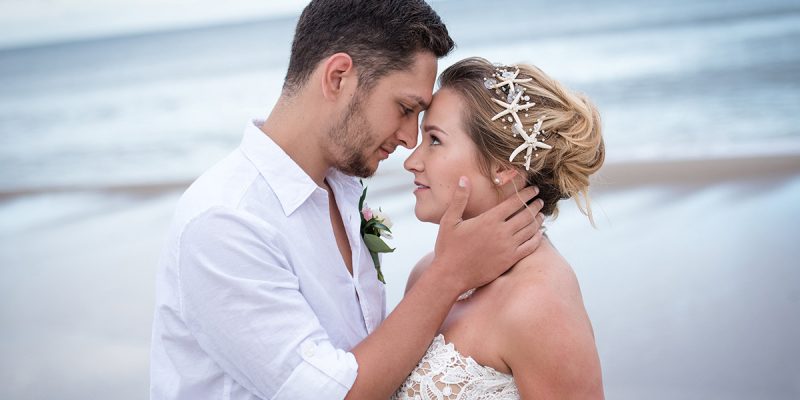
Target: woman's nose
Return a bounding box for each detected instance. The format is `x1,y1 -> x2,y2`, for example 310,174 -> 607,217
404,146 -> 423,172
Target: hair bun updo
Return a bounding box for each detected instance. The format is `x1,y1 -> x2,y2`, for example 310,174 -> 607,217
438,57 -> 605,225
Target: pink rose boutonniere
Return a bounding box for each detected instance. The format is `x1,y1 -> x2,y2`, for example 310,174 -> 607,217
358,182 -> 394,284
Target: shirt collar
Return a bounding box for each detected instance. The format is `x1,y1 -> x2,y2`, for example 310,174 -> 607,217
239,119 -> 363,216
326,167 -> 365,208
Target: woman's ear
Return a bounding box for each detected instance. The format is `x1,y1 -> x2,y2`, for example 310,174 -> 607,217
491,164 -> 520,186
319,52 -> 356,101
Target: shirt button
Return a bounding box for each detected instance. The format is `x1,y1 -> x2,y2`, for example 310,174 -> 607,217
301,341 -> 317,358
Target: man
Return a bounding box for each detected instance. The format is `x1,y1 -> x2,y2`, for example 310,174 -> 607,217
150,1 -> 544,399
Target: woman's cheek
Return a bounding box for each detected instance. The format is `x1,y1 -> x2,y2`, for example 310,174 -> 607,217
438,180 -> 455,199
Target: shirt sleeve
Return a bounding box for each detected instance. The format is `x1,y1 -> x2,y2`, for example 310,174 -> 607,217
177,207 -> 359,400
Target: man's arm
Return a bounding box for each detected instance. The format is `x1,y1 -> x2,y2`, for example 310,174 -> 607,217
345,177 -> 544,399
403,252 -> 435,295
178,207 -> 361,399
176,178 -> 542,400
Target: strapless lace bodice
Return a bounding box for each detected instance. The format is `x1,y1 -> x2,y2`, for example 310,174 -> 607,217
392,334 -> 519,400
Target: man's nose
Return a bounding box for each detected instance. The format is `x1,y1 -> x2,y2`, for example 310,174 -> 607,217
397,115 -> 420,149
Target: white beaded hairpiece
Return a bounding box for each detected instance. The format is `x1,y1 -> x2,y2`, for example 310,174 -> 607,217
483,65 -> 554,171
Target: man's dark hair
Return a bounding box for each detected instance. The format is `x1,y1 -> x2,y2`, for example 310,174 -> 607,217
284,0 -> 455,94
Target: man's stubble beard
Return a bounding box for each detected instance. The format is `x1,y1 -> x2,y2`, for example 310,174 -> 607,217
327,92 -> 378,178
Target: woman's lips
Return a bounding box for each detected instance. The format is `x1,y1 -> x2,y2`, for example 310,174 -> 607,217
413,181 -> 430,193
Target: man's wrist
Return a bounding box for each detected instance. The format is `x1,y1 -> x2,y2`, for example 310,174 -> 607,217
418,258 -> 467,301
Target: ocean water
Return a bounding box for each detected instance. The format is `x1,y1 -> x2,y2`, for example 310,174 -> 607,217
1,0 -> 799,194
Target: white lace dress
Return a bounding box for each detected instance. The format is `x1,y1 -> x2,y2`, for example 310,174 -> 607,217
392,334 -> 519,400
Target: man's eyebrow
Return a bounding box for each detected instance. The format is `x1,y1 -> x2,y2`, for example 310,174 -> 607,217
406,95 -> 430,111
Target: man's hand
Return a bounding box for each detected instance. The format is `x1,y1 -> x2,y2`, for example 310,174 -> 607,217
345,176 -> 544,400
433,176 -> 545,294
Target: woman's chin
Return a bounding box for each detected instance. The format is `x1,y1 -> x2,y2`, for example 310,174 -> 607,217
414,206 -> 442,224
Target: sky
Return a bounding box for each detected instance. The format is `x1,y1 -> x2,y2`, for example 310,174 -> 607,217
0,0 -> 311,48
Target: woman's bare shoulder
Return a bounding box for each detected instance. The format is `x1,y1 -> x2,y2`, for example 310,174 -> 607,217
500,245 -> 584,315
494,249 -> 603,397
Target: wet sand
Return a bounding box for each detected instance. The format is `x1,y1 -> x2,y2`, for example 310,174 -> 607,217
1,153 -> 799,399
378,151 -> 800,399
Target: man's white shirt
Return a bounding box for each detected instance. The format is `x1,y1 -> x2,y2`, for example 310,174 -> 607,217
150,119 -> 386,399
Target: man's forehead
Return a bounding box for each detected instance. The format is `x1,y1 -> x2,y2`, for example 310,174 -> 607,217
371,70 -> 434,104
403,94 -> 431,110
379,53 -> 437,107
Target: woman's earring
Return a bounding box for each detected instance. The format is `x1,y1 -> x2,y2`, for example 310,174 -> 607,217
493,177 -> 502,185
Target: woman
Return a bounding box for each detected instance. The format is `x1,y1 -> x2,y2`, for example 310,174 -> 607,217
393,57 -> 605,399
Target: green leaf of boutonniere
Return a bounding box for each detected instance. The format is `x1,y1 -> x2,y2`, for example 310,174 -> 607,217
358,180 -> 368,211
370,222 -> 392,234
363,234 -> 394,253
359,182 -> 394,284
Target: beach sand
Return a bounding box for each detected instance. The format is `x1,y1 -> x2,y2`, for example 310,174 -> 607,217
1,153 -> 798,399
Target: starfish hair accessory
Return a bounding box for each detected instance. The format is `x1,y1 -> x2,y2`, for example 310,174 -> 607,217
483,65 -> 555,171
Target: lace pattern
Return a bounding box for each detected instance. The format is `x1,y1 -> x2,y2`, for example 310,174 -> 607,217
392,334 -> 519,400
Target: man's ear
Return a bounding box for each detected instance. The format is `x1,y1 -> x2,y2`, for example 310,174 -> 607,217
319,53 -> 356,101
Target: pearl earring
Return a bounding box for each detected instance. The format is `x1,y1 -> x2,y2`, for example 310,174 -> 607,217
494,177 -> 501,185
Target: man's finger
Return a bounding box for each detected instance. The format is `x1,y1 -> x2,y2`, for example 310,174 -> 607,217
506,201 -> 543,233
505,195 -> 544,223
492,186 -> 539,220
440,176 -> 471,226
512,212 -> 545,243
512,223 -> 538,245
514,228 -> 544,260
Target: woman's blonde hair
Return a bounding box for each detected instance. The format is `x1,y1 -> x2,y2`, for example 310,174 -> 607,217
438,57 -> 605,225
